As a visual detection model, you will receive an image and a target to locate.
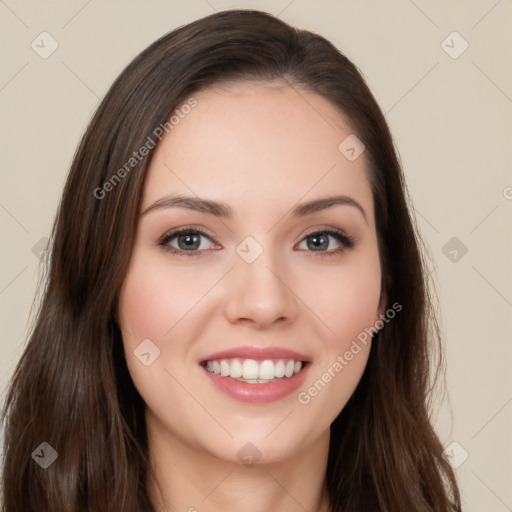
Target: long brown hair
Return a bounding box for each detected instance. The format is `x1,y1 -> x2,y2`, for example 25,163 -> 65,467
1,9 -> 461,511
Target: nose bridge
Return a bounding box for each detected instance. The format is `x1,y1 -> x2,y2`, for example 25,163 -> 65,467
224,236 -> 296,327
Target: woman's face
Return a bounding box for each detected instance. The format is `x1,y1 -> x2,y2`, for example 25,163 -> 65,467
118,81 -> 385,465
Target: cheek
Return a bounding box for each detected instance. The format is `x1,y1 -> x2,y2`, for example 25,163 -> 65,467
303,248 -> 383,347
293,249 -> 381,422
332,268 -> 381,342
117,252 -> 210,343
117,255 -> 196,419
117,251 -> 226,401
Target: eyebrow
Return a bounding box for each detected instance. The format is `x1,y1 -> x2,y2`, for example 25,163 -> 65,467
141,193 -> 368,223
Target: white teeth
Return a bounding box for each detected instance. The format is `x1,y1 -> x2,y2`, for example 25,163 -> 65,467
229,360 -> 243,378
275,360 -> 285,378
204,358 -> 304,381
242,359 -> 259,379
220,359 -> 230,377
258,360 -> 275,380
284,360 -> 294,378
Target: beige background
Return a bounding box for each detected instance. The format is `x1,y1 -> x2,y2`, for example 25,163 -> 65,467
1,1 -> 511,510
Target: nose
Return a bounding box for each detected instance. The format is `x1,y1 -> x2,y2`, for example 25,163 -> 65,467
223,248 -> 298,329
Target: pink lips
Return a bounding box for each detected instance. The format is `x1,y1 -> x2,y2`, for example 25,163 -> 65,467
200,346 -> 311,403
200,346 -> 311,363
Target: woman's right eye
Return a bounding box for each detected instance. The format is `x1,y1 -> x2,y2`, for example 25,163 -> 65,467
158,228 -> 217,257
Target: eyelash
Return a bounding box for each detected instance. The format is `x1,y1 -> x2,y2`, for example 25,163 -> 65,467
157,226 -> 356,259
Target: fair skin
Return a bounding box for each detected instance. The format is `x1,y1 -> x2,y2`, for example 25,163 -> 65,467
117,80 -> 385,512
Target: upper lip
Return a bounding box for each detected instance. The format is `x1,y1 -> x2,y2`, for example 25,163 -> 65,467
200,346 -> 311,363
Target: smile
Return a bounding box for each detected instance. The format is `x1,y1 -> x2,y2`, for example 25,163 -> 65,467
203,358 -> 304,383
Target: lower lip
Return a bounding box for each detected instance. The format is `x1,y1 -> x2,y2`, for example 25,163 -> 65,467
201,363 -> 310,403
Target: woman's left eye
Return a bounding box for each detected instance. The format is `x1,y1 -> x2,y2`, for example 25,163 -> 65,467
158,227 -> 355,258
296,229 -> 355,256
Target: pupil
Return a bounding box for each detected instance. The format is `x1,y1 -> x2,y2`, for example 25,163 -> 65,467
309,233 -> 328,251
179,233 -> 199,250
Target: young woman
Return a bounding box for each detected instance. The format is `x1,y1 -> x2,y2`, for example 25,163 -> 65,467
1,9 -> 462,512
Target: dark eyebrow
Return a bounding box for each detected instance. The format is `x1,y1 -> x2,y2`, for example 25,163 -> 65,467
141,193 -> 367,223
142,194 -> 231,218
292,195 -> 367,223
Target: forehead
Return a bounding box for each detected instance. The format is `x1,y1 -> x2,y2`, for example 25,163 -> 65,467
141,81 -> 373,222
